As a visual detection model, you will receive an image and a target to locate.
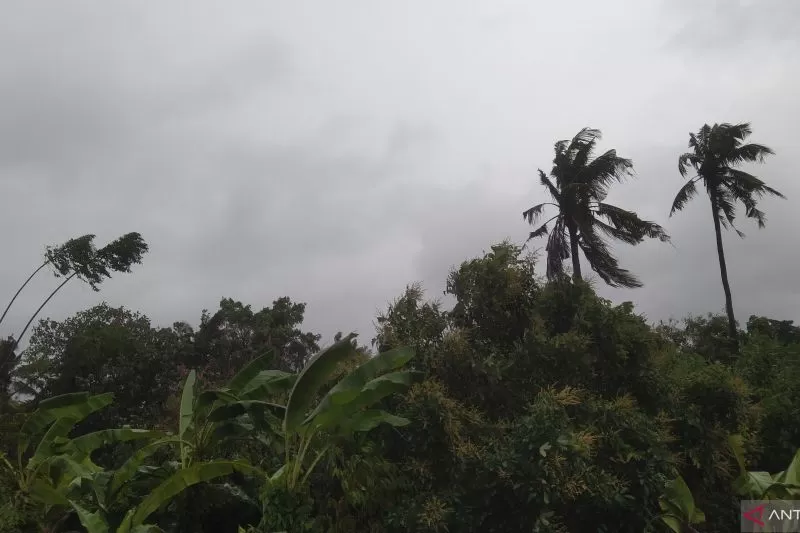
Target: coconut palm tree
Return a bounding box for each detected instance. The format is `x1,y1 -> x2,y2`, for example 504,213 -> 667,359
670,122 -> 784,340
523,127 -> 669,288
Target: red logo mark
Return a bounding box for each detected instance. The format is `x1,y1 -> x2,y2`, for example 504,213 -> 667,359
743,504 -> 766,526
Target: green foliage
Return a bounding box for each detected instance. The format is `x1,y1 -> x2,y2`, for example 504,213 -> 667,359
5,225 -> 800,533
367,245 -> 693,532
117,461 -> 260,532
0,391 -> 157,532
731,435 -> 800,500
1,334 -> 415,533
193,297 -> 321,382
659,476 -> 705,533
278,336 -> 417,495
736,324 -> 800,473
16,304 -> 185,432
43,233 -> 148,291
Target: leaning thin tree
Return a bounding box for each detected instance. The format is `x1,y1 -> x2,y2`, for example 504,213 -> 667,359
670,122 -> 784,341
523,127 -> 669,288
0,233 -> 147,407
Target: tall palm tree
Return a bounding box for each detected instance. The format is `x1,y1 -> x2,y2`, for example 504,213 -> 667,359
524,128 -> 670,288
670,122 -> 784,340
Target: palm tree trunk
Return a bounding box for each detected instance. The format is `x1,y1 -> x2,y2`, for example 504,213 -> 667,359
15,272 -> 77,347
568,225 -> 582,281
0,262 -> 49,328
710,195 -> 738,340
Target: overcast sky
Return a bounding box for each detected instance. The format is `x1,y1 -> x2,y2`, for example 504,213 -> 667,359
1,0 -> 798,345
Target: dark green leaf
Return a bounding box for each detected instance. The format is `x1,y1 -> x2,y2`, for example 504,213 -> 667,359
284,334 -> 358,433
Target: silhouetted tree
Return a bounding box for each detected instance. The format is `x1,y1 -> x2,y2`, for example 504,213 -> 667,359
0,234 -> 96,328
13,232 -> 148,346
670,123 -> 784,340
523,128 -> 669,287
0,233 -> 147,406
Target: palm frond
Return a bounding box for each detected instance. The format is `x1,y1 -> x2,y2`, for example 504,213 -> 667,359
728,143 -> 774,165
724,122 -> 753,142
716,189 -> 736,225
566,128 -> 602,177
596,203 -> 670,242
539,170 -> 561,202
714,189 -> 744,237
527,223 -> 550,241
688,132 -> 700,150
526,214 -> 559,243
727,180 -> 768,228
678,152 -> 701,178
570,127 -> 602,148
572,137 -> 597,170
553,142 -> 571,181
688,124 -> 712,154
554,139 -> 569,158
759,183 -> 785,199
670,178 -> 699,215
699,124 -> 712,146
726,169 -> 785,199
746,206 -> 767,228
725,169 -> 765,190
579,149 -> 633,196
545,218 -> 569,280
578,227 -> 642,288
522,203 -> 548,225
591,219 -> 639,245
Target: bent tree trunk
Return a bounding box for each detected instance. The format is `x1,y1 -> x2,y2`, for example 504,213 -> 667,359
568,224 -> 582,282
15,272 -> 77,347
0,262 -> 49,327
710,195 -> 737,341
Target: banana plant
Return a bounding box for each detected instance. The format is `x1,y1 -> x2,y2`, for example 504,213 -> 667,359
169,334 -> 417,493
40,362 -> 280,533
62,437 -> 263,533
730,434 -> 800,499
0,389 -> 250,533
176,351 -> 296,468
72,355 -> 297,532
277,333 -> 417,492
659,475 -> 705,533
32,337 -> 416,533
0,392 -> 161,531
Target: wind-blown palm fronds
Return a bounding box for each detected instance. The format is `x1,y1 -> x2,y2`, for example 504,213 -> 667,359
524,128 -> 669,288
670,122 -> 784,340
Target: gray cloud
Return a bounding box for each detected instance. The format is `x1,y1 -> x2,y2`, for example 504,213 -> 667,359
1,1 -> 799,350
665,0 -> 800,53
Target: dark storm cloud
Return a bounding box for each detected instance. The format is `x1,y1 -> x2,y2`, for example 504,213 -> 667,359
1,1 -> 799,348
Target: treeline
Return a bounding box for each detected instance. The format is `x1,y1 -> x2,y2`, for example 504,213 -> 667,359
3,244 -> 800,532
0,122 -> 796,532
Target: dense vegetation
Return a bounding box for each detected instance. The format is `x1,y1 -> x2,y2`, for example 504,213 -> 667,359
1,123 -> 796,532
